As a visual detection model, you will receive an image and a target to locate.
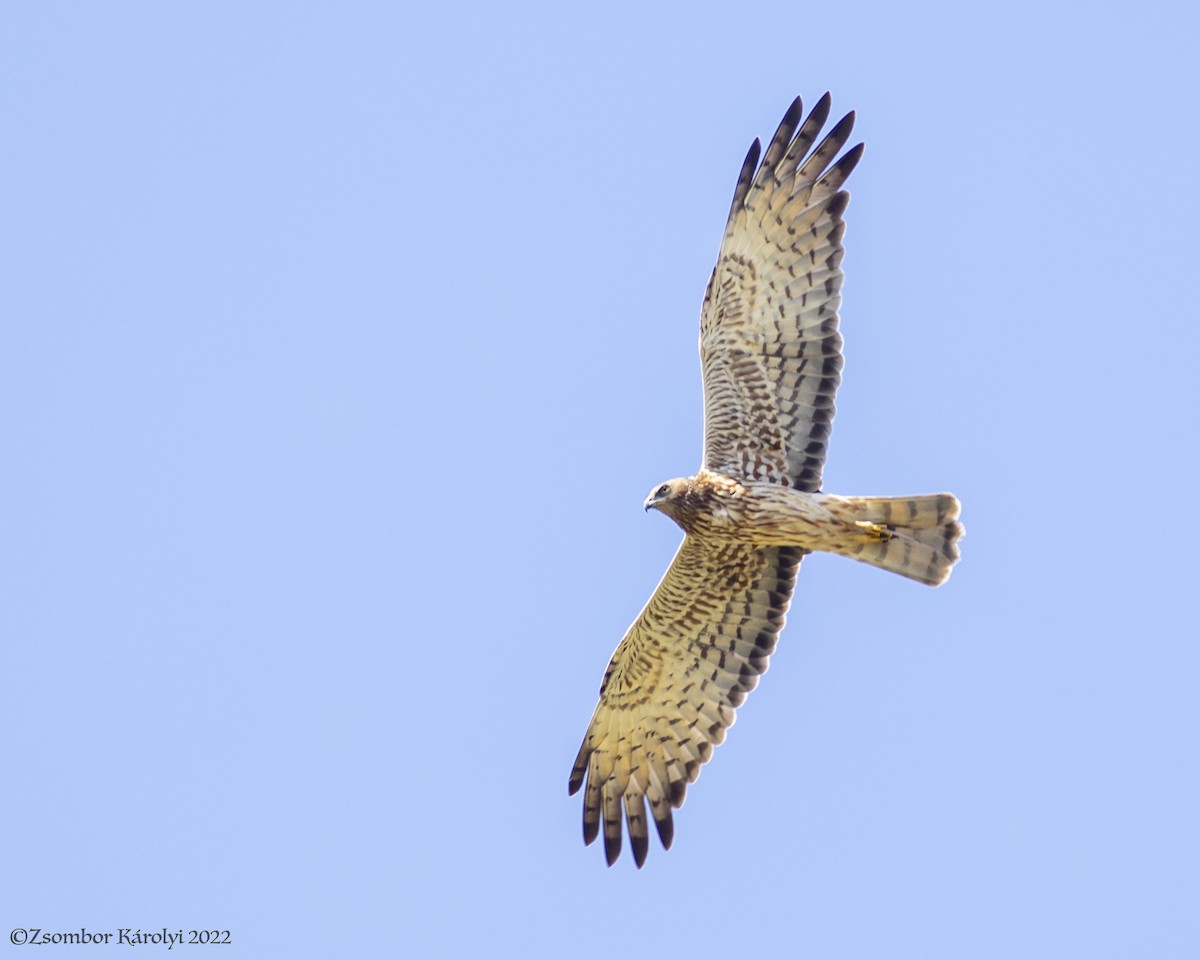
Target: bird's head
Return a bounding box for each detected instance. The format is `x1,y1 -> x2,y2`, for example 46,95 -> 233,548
643,477 -> 690,518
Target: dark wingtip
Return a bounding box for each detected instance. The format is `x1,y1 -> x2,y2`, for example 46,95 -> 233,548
604,831 -> 621,867
843,141 -> 865,170
762,98 -> 805,174
725,136 -> 763,223
781,95 -> 804,129
745,137 -> 762,169
568,741 -> 589,795
668,780 -> 687,807
826,190 -> 851,221
654,809 -> 674,850
826,110 -> 856,147
811,92 -> 833,125
631,833 -> 648,868
804,94 -> 832,139
820,142 -> 865,191
567,759 -> 584,795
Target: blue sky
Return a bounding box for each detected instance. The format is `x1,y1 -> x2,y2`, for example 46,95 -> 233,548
4,2 -> 1198,957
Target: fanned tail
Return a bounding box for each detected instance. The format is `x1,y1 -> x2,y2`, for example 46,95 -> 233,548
831,493 -> 963,586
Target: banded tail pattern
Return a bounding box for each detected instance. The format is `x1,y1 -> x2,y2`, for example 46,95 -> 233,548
828,493 -> 963,586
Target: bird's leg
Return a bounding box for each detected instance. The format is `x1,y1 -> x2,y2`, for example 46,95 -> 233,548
854,520 -> 894,542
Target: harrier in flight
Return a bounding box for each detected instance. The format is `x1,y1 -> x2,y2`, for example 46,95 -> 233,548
569,95 -> 964,867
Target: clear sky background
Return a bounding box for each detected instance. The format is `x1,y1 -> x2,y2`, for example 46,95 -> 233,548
4,2 -> 1198,957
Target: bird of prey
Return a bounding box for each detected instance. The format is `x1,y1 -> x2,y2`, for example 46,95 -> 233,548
569,95 -> 964,868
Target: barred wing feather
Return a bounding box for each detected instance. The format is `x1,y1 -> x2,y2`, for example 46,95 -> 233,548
700,94 -> 863,492
568,538 -> 804,866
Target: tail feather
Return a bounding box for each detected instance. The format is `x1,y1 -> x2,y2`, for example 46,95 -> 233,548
828,493 -> 963,586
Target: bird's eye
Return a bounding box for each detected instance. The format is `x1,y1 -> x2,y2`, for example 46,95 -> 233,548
657,484 -> 671,497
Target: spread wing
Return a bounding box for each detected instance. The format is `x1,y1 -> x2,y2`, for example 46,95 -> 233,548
569,538 -> 804,867
700,94 -> 863,492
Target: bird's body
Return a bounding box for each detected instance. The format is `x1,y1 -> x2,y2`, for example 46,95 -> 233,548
570,95 -> 963,867
649,471 -> 961,586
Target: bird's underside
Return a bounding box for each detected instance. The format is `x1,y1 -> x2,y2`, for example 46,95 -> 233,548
647,471 -> 962,586
569,95 -> 963,868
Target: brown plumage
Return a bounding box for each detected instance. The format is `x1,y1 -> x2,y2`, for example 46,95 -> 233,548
570,95 -> 963,867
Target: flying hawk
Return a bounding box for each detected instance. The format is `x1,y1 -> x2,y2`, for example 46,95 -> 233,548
569,95 -> 964,867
